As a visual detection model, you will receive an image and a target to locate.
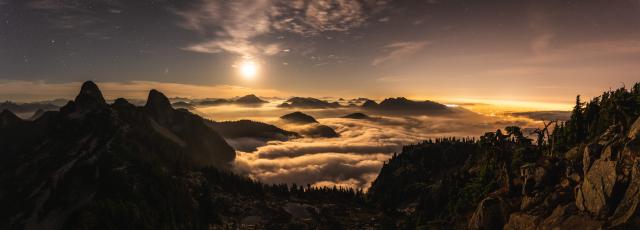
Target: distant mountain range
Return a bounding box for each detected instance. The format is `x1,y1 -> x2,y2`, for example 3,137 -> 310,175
510,110 -> 572,121
171,94 -> 269,109
278,97 -> 340,109
275,96 -> 457,116
361,97 -> 453,115
0,101 -> 60,117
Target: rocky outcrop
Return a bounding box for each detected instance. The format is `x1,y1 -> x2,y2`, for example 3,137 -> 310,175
609,159 -> 640,227
502,119 -> 640,229
144,89 -> 174,124
469,196 -> 513,229
628,117 -> 640,140
504,212 -> 540,230
575,158 -> 618,215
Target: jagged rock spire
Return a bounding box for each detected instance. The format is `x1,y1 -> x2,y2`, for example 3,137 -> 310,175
145,89 -> 172,111
144,89 -> 174,123
74,81 -> 107,112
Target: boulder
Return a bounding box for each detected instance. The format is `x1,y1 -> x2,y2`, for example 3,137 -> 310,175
539,203 -> 577,228
609,159 -> 640,227
468,196 -> 512,229
629,117 -> 640,140
557,215 -> 603,229
575,158 -> 617,215
504,212 -> 540,230
582,143 -> 603,174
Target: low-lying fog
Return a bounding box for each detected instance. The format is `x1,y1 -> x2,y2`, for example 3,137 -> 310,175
193,99 -> 545,190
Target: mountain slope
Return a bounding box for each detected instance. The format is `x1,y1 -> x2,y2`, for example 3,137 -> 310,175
0,81 -> 235,229
367,83 -> 640,229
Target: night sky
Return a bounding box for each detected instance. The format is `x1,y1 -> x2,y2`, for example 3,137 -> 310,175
1,0 -> 639,107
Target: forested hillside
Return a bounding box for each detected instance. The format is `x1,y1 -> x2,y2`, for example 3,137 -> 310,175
369,82 -> 640,229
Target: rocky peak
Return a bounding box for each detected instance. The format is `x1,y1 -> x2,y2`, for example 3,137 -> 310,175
361,100 -> 378,108
74,81 -> 108,112
381,97 -> 410,104
144,89 -> 174,123
0,109 -> 21,127
235,94 -> 267,104
628,117 -> 640,140
145,90 -> 172,111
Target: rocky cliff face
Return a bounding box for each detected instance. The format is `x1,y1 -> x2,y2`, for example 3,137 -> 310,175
500,118 -> 640,229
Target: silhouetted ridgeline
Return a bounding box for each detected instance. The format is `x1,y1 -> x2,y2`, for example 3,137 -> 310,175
1,81 -> 639,229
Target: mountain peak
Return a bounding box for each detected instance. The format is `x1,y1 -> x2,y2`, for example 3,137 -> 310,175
235,94 -> 267,104
0,109 -> 22,126
144,89 -> 174,123
362,100 -> 378,108
145,89 -> 172,111
280,111 -> 318,124
74,81 -> 107,111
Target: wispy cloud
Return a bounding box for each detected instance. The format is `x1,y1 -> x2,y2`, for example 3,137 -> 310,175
371,41 -> 430,66
25,0 -> 123,38
175,0 -> 388,58
530,33 -> 554,56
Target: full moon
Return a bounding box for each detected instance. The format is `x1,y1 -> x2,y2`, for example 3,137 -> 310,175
239,60 -> 258,80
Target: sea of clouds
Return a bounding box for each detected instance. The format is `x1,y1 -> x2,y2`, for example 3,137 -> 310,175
196,101 -> 541,190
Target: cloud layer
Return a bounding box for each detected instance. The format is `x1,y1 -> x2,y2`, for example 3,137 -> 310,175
226,110 -> 540,190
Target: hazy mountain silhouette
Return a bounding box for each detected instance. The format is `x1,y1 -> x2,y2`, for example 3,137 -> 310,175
196,94 -> 268,107
171,101 -> 196,109
278,97 -> 340,109
280,111 -> 318,124
362,97 -> 452,115
342,112 -> 371,119
207,119 -> 300,141
280,111 -> 339,138
510,110 -> 572,121
0,101 -> 59,117
234,94 -> 268,104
